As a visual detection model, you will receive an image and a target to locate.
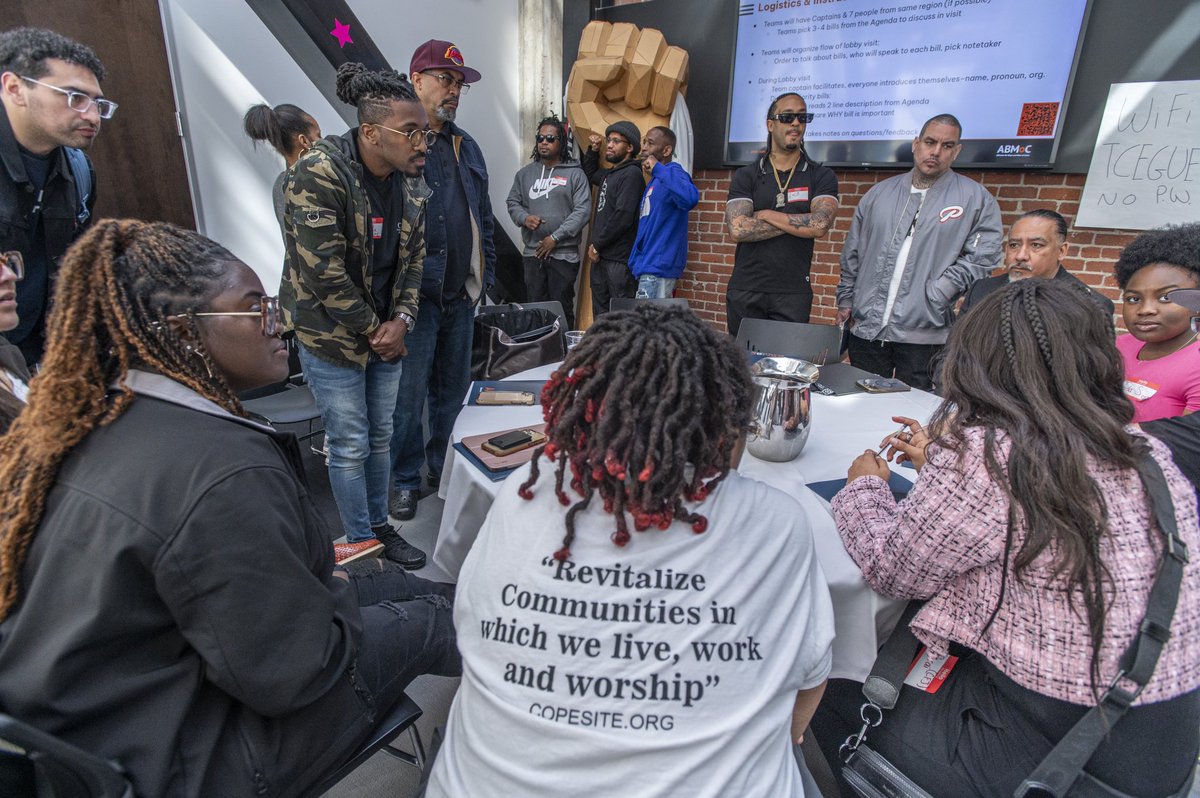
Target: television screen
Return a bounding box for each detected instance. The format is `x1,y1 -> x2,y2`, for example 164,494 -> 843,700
726,0 -> 1091,168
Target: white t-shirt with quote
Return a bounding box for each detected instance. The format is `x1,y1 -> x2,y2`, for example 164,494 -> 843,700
426,464 -> 834,798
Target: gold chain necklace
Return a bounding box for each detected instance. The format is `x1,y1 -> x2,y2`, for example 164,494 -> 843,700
1139,329 -> 1200,361
770,155 -> 798,209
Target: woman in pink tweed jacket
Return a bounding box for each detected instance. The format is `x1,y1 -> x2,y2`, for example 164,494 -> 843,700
814,279 -> 1200,797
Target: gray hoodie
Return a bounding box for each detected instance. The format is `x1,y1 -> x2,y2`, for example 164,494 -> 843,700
505,160 -> 592,263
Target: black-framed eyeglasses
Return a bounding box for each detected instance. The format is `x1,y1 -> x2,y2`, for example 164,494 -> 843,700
21,76 -> 118,119
535,134 -> 559,143
1,251 -> 24,281
768,112 -> 815,125
173,296 -> 281,337
373,124 -> 436,148
423,71 -> 470,94
605,135 -> 629,146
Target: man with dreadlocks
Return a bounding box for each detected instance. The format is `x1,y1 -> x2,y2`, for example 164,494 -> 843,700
506,114 -> 591,327
0,220 -> 460,797
283,61 -> 430,567
426,306 -> 835,797
725,92 -> 839,335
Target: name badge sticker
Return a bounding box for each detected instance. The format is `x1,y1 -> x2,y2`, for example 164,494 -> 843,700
903,646 -> 958,694
1124,378 -> 1159,402
371,216 -> 384,239
787,186 -> 809,204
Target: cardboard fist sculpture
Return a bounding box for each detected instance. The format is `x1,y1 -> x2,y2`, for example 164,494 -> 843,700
566,21 -> 688,164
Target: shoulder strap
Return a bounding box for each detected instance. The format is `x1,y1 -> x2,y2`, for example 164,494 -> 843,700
63,147 -> 92,226
1016,452 -> 1188,798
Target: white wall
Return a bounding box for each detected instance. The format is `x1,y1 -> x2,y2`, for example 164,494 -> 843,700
159,0 -> 526,292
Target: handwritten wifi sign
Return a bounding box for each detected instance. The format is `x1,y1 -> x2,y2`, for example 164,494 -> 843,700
1078,80 -> 1200,230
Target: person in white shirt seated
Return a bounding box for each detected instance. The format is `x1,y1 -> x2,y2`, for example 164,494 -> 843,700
425,305 -> 835,797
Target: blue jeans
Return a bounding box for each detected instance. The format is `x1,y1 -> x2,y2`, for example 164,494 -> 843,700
391,295 -> 474,491
636,274 -> 677,299
299,345 -> 402,541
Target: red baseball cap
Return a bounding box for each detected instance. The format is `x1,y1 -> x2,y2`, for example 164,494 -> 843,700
410,40 -> 481,84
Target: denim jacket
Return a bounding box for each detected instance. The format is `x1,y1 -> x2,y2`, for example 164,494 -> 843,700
421,121 -> 495,304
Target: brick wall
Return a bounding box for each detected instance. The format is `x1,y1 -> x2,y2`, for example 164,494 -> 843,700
677,168 -> 1140,331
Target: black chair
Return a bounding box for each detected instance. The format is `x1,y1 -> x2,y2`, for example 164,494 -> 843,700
734,319 -> 842,365
304,693 -> 425,797
240,339 -> 324,455
609,297 -> 690,313
0,713 -> 133,797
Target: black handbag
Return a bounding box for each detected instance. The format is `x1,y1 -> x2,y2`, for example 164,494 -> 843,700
840,454 -> 1191,798
471,305 -> 565,381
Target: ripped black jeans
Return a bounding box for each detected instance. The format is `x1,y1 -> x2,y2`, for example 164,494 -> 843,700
340,560 -> 461,717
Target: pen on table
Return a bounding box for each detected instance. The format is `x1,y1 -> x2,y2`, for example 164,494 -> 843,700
877,425 -> 911,455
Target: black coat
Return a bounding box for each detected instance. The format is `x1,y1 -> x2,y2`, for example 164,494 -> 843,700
0,374 -> 374,797
581,151 -> 643,262
959,266 -> 1115,319
0,105 -> 95,365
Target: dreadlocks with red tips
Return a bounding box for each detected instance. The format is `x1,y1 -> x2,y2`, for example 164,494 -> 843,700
519,305 -> 754,560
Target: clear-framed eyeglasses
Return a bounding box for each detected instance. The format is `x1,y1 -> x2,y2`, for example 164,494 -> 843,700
173,296 -> 281,337
20,76 -> 118,119
373,124 -> 436,148
423,71 -> 470,94
1,251 -> 24,281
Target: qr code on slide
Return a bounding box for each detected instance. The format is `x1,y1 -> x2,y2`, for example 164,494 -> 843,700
1017,102 -> 1060,136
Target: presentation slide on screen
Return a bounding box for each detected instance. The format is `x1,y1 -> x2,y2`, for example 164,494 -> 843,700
727,0 -> 1088,166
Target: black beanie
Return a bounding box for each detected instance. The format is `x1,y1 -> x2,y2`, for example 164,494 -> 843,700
605,121 -> 641,156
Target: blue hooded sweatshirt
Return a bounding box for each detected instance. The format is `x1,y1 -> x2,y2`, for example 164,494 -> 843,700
627,160 -> 699,279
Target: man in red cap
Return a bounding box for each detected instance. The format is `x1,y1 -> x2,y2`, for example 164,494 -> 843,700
391,40 -> 494,522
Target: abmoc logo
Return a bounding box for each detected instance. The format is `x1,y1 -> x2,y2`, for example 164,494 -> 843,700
938,206 -> 964,223
996,144 -> 1033,157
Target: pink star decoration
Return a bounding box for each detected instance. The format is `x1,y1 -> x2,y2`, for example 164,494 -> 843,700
330,19 -> 354,49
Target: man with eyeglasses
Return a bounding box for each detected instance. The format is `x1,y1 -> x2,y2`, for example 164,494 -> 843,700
0,28 -> 110,367
725,93 -> 839,336
582,120 -> 643,318
837,113 -> 1001,391
282,62 -> 431,567
505,115 -> 590,328
391,40 -> 494,522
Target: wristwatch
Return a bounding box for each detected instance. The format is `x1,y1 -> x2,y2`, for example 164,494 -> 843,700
396,312 -> 416,332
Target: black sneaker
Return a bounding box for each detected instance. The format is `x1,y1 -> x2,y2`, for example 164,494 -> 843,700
426,472 -> 441,489
372,524 -> 427,570
390,489 -> 418,521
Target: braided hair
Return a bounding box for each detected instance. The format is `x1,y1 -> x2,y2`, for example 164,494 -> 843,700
335,62 -> 419,125
0,220 -> 245,620
529,114 -> 573,163
519,306 -> 753,561
931,278 -> 1146,696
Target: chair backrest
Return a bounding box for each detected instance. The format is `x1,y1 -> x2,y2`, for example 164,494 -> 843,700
479,301 -> 568,333
609,297 -> 690,313
734,319 -> 842,365
0,714 -> 133,797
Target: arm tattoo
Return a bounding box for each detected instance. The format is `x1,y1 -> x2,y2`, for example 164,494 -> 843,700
726,200 -> 784,242
783,197 -> 838,237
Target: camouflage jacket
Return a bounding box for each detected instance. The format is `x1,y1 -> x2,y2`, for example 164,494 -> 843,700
280,132 -> 429,368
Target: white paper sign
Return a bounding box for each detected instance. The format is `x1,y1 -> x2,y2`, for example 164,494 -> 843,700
1077,80 -> 1200,230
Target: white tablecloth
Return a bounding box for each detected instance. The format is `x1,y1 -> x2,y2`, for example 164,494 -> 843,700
436,363 -> 943,681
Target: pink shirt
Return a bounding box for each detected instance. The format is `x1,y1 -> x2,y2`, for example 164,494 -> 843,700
833,427 -> 1200,706
1117,333 -> 1200,422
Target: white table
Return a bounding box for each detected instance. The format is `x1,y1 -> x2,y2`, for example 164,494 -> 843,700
436,363 -> 943,681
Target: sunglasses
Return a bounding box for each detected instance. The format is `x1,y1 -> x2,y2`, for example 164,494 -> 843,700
373,124 -> 436,148
173,296 -> 281,337
536,134 -> 559,143
21,76 -> 118,119
1,251 -> 24,281
768,112 -> 816,125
